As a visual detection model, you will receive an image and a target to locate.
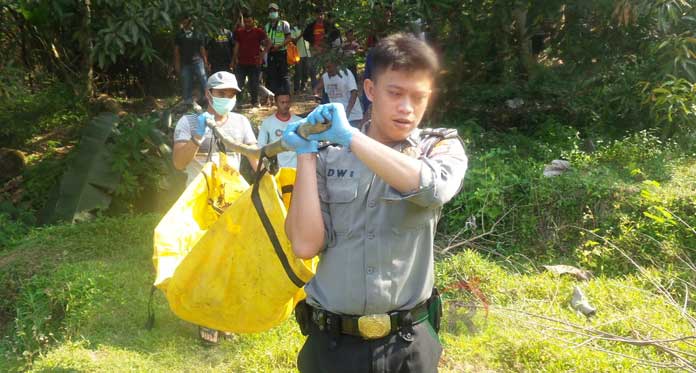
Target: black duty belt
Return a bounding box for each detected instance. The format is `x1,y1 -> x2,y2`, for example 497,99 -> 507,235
308,302 -> 429,340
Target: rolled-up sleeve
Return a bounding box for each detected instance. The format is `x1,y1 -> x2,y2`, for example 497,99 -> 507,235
316,152 -> 335,250
384,137 -> 468,208
173,116 -> 193,143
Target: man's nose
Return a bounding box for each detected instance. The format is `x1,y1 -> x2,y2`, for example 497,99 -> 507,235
397,96 -> 414,115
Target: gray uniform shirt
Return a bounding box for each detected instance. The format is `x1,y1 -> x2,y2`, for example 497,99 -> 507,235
305,126 -> 468,315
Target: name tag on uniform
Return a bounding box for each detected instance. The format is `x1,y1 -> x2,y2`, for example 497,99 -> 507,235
327,168 -> 355,178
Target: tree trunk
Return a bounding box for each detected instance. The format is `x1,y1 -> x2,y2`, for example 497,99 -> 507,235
7,8 -> 31,69
513,2 -> 533,79
80,0 -> 95,98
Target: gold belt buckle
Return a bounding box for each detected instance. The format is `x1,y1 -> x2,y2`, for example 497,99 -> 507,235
357,314 -> 391,339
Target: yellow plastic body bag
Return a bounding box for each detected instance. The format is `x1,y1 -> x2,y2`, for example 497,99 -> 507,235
152,156 -> 317,333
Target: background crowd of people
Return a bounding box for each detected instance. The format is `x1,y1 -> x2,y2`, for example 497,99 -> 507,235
173,3 -> 415,121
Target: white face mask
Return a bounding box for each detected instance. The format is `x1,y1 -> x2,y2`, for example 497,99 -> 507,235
269,11 -> 279,20
211,96 -> 236,115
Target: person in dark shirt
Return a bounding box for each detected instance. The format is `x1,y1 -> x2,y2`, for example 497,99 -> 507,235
207,28 -> 235,74
174,15 -> 209,108
233,12 -> 270,108
302,7 -> 328,54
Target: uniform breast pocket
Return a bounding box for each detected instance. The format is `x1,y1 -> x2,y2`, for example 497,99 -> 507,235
383,198 -> 432,231
322,179 -> 358,234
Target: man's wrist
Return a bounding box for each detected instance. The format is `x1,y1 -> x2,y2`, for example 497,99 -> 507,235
343,127 -> 359,147
297,153 -> 318,162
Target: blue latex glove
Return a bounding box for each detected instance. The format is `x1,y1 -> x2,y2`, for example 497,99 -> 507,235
305,103 -> 357,147
196,112 -> 213,137
282,120 -> 319,154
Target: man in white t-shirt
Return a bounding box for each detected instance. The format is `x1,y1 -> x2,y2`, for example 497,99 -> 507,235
172,71 -> 258,345
314,60 -> 363,127
173,71 -> 258,186
258,92 -> 302,168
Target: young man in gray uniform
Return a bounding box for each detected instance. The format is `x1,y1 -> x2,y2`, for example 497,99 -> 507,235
282,33 -> 468,372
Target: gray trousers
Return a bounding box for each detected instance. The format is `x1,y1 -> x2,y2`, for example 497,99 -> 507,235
297,320 -> 442,373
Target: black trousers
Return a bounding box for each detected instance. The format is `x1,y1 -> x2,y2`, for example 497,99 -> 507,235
235,64 -> 260,106
266,50 -> 291,95
297,320 -> 442,373
209,64 -> 231,75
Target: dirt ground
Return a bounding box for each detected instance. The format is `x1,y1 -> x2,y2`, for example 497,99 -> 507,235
237,91 -> 319,129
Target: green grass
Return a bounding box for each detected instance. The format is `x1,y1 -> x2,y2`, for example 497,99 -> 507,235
1,138 -> 694,372
0,211 -> 693,372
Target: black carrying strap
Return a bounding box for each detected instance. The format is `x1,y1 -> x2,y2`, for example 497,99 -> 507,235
145,285 -> 157,330
204,119 -> 228,163
251,150 -> 306,288
206,126 -> 215,163
281,185 -> 294,195
203,127 -> 229,215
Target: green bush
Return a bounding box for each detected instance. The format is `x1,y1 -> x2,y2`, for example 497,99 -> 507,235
109,114 -> 184,214
441,121 -> 695,275
645,76 -> 696,141
0,203 -> 35,250
0,81 -> 86,148
583,130 -> 676,181
1,263 -> 109,365
21,151 -> 70,213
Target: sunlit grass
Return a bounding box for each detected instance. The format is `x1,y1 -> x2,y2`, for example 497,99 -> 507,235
1,158 -> 694,372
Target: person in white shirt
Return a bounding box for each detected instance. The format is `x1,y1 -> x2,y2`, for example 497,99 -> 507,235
172,72 -> 259,344
173,71 -> 258,186
257,91 -> 302,167
313,60 -> 363,127
291,23 -> 312,93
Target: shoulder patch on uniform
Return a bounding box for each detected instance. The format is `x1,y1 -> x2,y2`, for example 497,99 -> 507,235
419,127 -> 458,140
418,127 -> 462,156
429,138 -> 460,157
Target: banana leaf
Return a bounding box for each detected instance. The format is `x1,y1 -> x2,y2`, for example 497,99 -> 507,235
41,113 -> 121,224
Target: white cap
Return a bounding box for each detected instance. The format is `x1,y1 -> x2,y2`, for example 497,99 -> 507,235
207,71 -> 241,91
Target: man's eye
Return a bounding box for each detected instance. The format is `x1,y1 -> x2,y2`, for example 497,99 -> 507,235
389,91 -> 401,97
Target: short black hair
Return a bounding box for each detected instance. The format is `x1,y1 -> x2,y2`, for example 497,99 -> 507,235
275,90 -> 291,98
370,33 -> 439,80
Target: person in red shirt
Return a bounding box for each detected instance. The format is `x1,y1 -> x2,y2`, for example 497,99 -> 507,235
303,7 -> 340,92
302,7 -> 328,54
233,11 -> 270,108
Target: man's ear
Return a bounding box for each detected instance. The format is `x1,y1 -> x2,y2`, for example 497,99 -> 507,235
363,78 -> 375,103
